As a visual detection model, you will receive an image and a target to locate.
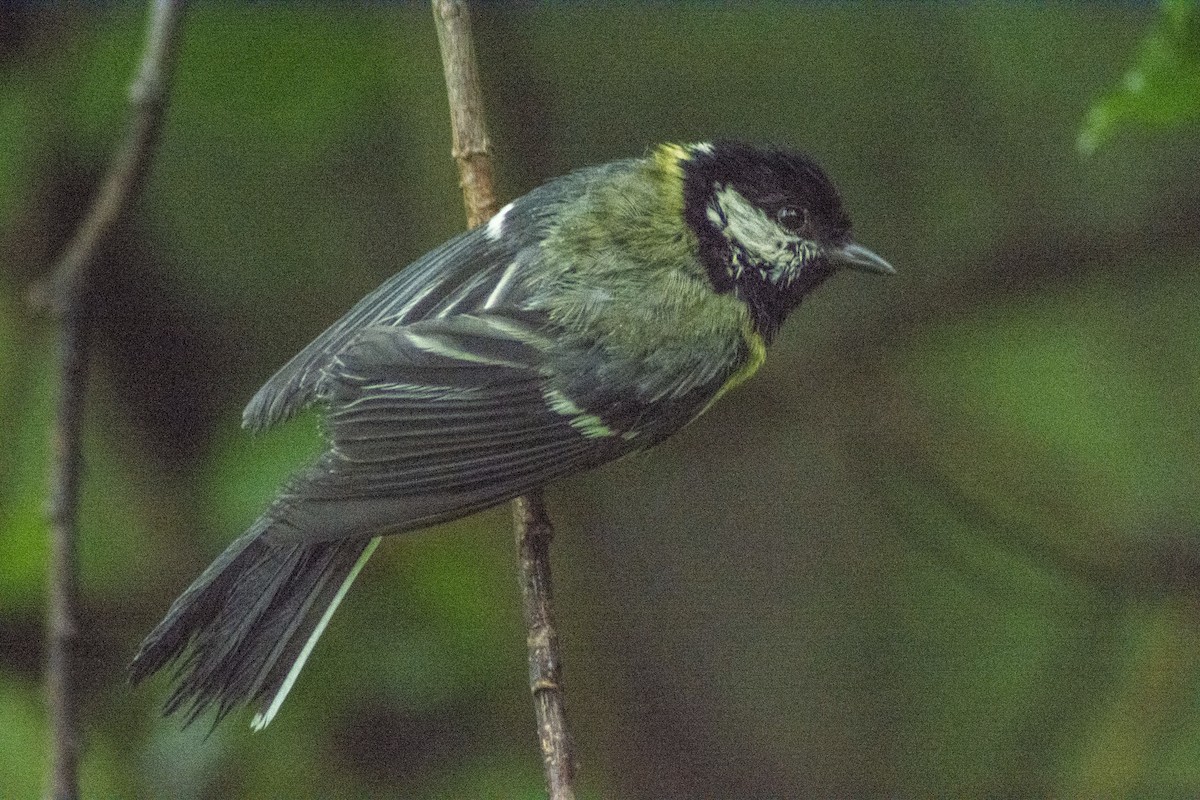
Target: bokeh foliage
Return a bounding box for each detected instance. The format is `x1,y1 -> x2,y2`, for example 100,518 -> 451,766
1,4 -> 1198,798
1079,0 -> 1200,154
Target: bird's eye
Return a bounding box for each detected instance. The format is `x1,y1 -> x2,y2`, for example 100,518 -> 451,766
776,207 -> 803,230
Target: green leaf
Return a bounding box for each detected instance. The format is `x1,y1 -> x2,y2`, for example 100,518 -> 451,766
1079,0 -> 1200,154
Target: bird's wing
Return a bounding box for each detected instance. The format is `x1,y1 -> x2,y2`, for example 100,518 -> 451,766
263,312 -> 638,539
242,159 -> 636,432
242,223 -> 525,432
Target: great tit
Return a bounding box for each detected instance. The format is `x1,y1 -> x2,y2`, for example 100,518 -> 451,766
130,140 -> 894,728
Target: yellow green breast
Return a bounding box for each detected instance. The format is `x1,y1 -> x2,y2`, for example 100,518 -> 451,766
708,325 -> 766,408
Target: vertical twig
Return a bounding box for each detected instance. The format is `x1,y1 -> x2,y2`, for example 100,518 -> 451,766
41,2 -> 188,798
432,0 -> 499,227
45,297 -> 87,800
513,490 -> 577,799
431,2 -> 577,798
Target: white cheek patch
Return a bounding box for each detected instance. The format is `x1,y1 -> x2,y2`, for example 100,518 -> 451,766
707,185 -> 819,282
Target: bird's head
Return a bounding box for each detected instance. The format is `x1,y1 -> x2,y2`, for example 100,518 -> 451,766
677,141 -> 893,340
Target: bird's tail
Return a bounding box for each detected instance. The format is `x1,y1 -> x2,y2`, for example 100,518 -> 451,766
129,519 -> 379,729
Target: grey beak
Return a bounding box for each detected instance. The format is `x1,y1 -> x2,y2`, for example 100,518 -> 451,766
831,241 -> 896,275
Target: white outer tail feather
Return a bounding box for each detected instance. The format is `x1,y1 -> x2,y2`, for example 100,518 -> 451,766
250,536 -> 382,730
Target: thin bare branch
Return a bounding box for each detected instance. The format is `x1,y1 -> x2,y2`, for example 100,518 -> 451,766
430,2 -> 577,797
43,2 -> 188,798
432,0 -> 500,228
514,490 -> 578,798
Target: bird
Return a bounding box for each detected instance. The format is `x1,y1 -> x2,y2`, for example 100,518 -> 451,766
129,140 -> 894,729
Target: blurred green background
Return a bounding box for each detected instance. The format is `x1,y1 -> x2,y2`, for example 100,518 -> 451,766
3,3 -> 1199,798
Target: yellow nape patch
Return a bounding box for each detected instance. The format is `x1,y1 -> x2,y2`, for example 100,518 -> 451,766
653,143 -> 690,178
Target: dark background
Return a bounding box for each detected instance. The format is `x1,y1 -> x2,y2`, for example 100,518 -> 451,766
2,4 -> 1199,797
